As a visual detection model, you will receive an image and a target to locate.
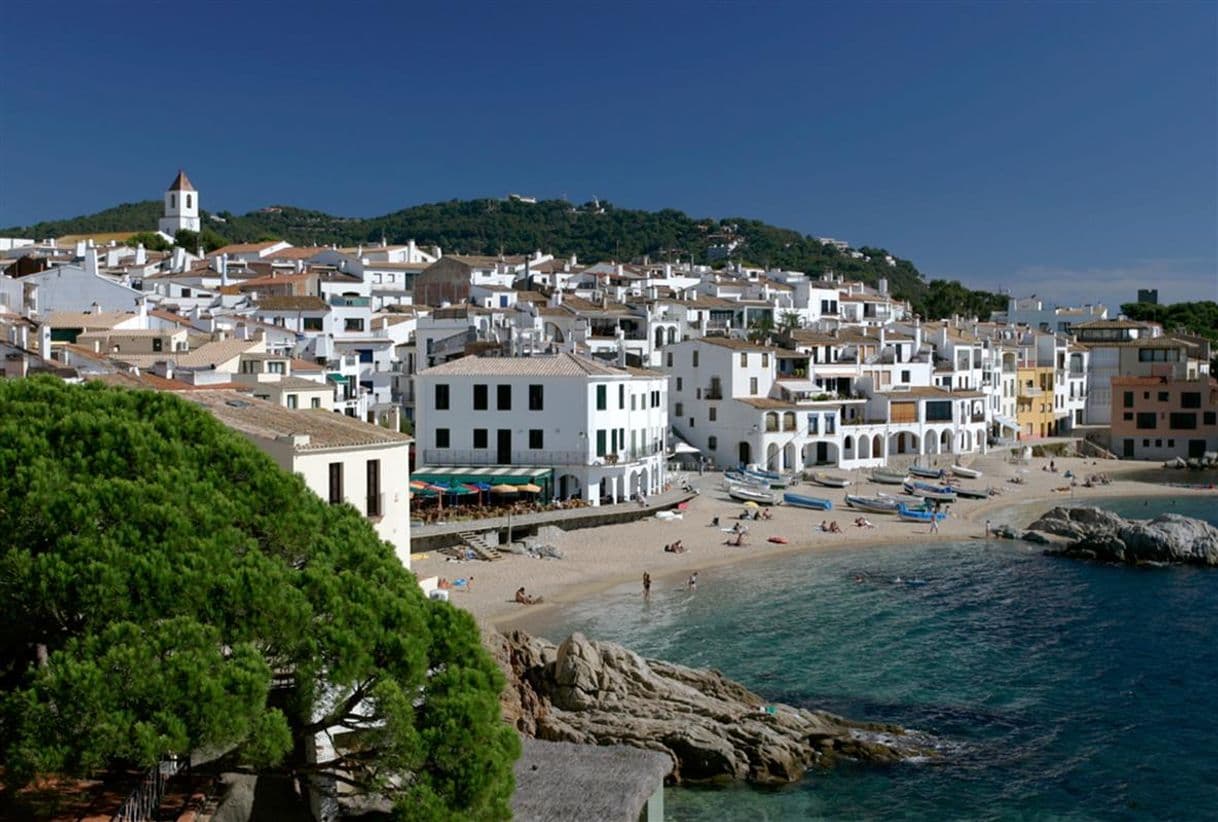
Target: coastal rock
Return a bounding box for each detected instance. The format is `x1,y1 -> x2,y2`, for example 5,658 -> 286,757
1027,506 -> 1218,567
490,630 -> 931,786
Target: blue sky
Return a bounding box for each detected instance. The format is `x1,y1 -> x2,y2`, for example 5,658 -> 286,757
1,1 -> 1214,308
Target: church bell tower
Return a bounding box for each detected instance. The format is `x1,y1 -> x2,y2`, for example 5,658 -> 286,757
159,169 -> 200,235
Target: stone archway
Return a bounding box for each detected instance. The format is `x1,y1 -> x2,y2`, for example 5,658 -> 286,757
654,327 -> 665,348
872,434 -> 884,460
667,327 -> 678,345
784,442 -> 797,472
859,434 -> 871,459
557,473 -> 582,501
941,429 -> 953,454
766,442 -> 780,470
738,441 -> 751,466
925,430 -> 938,455
843,435 -> 855,461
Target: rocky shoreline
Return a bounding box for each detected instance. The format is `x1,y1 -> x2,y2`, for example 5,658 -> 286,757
489,630 -> 935,786
1019,506 -> 1218,567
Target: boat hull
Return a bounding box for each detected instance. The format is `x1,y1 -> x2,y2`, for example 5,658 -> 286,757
728,486 -> 778,505
903,480 -> 958,503
808,472 -> 851,488
897,503 -> 947,522
845,495 -> 899,513
909,466 -> 946,479
783,492 -> 833,510
950,464 -> 982,479
953,487 -> 989,499
869,471 -> 908,485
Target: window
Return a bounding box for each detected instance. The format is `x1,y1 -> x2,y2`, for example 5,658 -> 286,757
619,384 -> 625,409
708,436 -> 718,450
1155,439 -> 1162,448
152,337 -> 163,352
1169,413 -> 1197,430
709,407 -> 717,421
1205,412 -> 1216,426
268,361 -> 285,374
436,428 -> 450,448
529,429 -> 544,449
740,352 -> 748,366
596,429 -> 606,457
666,352 -> 673,367
473,428 -> 488,448
304,317 -> 323,331
676,377 -> 682,391
675,402 -> 684,417
1144,392 -> 1150,399
1143,439 -> 1150,447
186,194 -> 192,209
497,384 -> 511,410
286,394 -> 298,409
925,401 -> 953,422
1182,392 -> 1201,409
328,462 -> 343,504
901,370 -> 910,383
688,417 -> 694,427
692,350 -> 699,367
596,384 -> 606,410
528,384 -> 544,410
749,377 -> 758,394
1158,391 -> 1169,402
435,384 -> 449,410
473,384 -> 488,410
762,353 -> 769,367
311,397 -> 321,408
1123,412 -> 1133,421
345,318 -> 364,332
631,394 -> 636,410
1168,440 -> 1175,448
366,459 -> 380,516
1136,412 -> 1156,430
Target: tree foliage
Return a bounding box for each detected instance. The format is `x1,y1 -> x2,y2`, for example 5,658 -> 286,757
911,279 -> 1008,322
124,231 -> 173,252
1119,300 -> 1218,344
0,379 -> 518,819
173,227 -> 227,253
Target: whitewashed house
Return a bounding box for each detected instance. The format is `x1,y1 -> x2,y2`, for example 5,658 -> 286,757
414,353 -> 669,504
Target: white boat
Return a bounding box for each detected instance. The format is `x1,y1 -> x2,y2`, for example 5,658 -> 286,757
869,469 -> 909,485
807,471 -> 851,489
845,494 -> 900,514
728,485 -> 779,505
950,464 -> 983,479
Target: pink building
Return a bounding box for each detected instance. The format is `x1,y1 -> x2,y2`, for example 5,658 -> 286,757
1110,376 -> 1218,460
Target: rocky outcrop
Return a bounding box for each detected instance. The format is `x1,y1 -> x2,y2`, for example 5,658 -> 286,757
489,630 -> 933,786
1026,506 -> 1218,566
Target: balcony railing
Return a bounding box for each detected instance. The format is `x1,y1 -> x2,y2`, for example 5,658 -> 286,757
422,448 -> 587,466
971,413 -> 986,423
705,386 -> 723,400
330,296 -> 371,307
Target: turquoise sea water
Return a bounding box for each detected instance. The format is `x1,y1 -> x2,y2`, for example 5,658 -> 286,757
523,495 -> 1218,820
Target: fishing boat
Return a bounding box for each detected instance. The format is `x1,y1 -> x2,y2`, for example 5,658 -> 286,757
844,494 -> 900,514
949,463 -> 983,479
902,479 -> 958,503
908,465 -> 946,479
728,484 -> 779,505
783,492 -> 833,510
953,486 -> 990,500
724,470 -> 767,487
897,503 -> 947,523
807,471 -> 851,488
869,469 -> 909,485
741,466 -> 791,488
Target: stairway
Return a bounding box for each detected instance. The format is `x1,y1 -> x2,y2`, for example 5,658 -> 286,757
458,530 -> 502,561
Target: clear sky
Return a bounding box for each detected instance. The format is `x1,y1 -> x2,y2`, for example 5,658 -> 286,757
2,1 -> 1215,308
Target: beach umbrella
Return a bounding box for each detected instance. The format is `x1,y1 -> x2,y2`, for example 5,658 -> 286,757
518,483 -> 542,493
743,500 -> 760,509
491,484 -> 519,495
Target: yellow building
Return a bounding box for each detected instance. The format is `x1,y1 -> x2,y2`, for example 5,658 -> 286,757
1016,365 -> 1058,439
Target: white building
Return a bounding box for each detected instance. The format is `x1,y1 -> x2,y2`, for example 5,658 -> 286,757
414,353 -> 669,505
191,391 -> 413,568
158,170 -> 201,236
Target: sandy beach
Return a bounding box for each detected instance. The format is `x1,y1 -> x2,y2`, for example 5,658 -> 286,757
411,455 -> 1216,632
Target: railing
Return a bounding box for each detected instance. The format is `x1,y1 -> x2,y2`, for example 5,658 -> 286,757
971,413 -> 986,423
330,295 -> 371,307
423,448 -> 588,466
114,757 -> 188,822
705,387 -> 723,400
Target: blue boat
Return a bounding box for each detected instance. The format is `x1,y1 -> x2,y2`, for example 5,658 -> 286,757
897,503 -> 947,523
783,492 -> 833,510
903,479 -> 958,502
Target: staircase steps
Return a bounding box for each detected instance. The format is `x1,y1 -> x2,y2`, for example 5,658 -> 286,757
458,530 -> 502,561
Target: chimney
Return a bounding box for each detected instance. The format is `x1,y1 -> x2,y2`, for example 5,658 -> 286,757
135,243 -> 147,265
878,277 -> 888,295
408,239 -> 417,259
84,248 -> 100,276
569,254 -> 577,266
615,264 -> 624,277
135,296 -> 147,321
37,323 -> 50,356
219,254 -> 230,287
664,263 -> 672,278
75,240 -> 87,258
89,301 -> 102,315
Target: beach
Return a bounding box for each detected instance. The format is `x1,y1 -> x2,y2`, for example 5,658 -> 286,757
410,455 -> 1216,631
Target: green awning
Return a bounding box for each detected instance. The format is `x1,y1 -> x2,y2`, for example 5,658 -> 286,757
326,373 -> 348,383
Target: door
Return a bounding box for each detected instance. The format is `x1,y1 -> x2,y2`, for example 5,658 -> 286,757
1189,440 -> 1206,459
1122,439 -> 1134,459
497,429 -> 512,465
816,442 -> 828,464
738,441 -> 750,466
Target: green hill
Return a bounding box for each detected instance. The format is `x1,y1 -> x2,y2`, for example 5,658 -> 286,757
4,197 -> 1005,315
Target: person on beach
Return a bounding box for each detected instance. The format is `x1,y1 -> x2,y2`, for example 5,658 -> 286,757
829,521 -> 842,534
643,572 -> 651,597
515,587 -> 543,605
985,519 -> 991,538
688,572 -> 698,591
930,504 -> 940,534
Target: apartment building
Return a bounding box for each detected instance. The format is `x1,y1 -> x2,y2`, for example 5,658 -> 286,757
1110,376 -> 1218,460
414,353 -> 668,505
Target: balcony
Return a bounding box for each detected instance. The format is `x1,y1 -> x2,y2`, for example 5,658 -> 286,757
705,386 -> 724,400
422,449 -> 587,467
971,413 -> 986,423
330,296 -> 371,308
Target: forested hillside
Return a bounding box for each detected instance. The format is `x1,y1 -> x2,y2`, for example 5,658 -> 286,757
5,197 -> 1006,316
